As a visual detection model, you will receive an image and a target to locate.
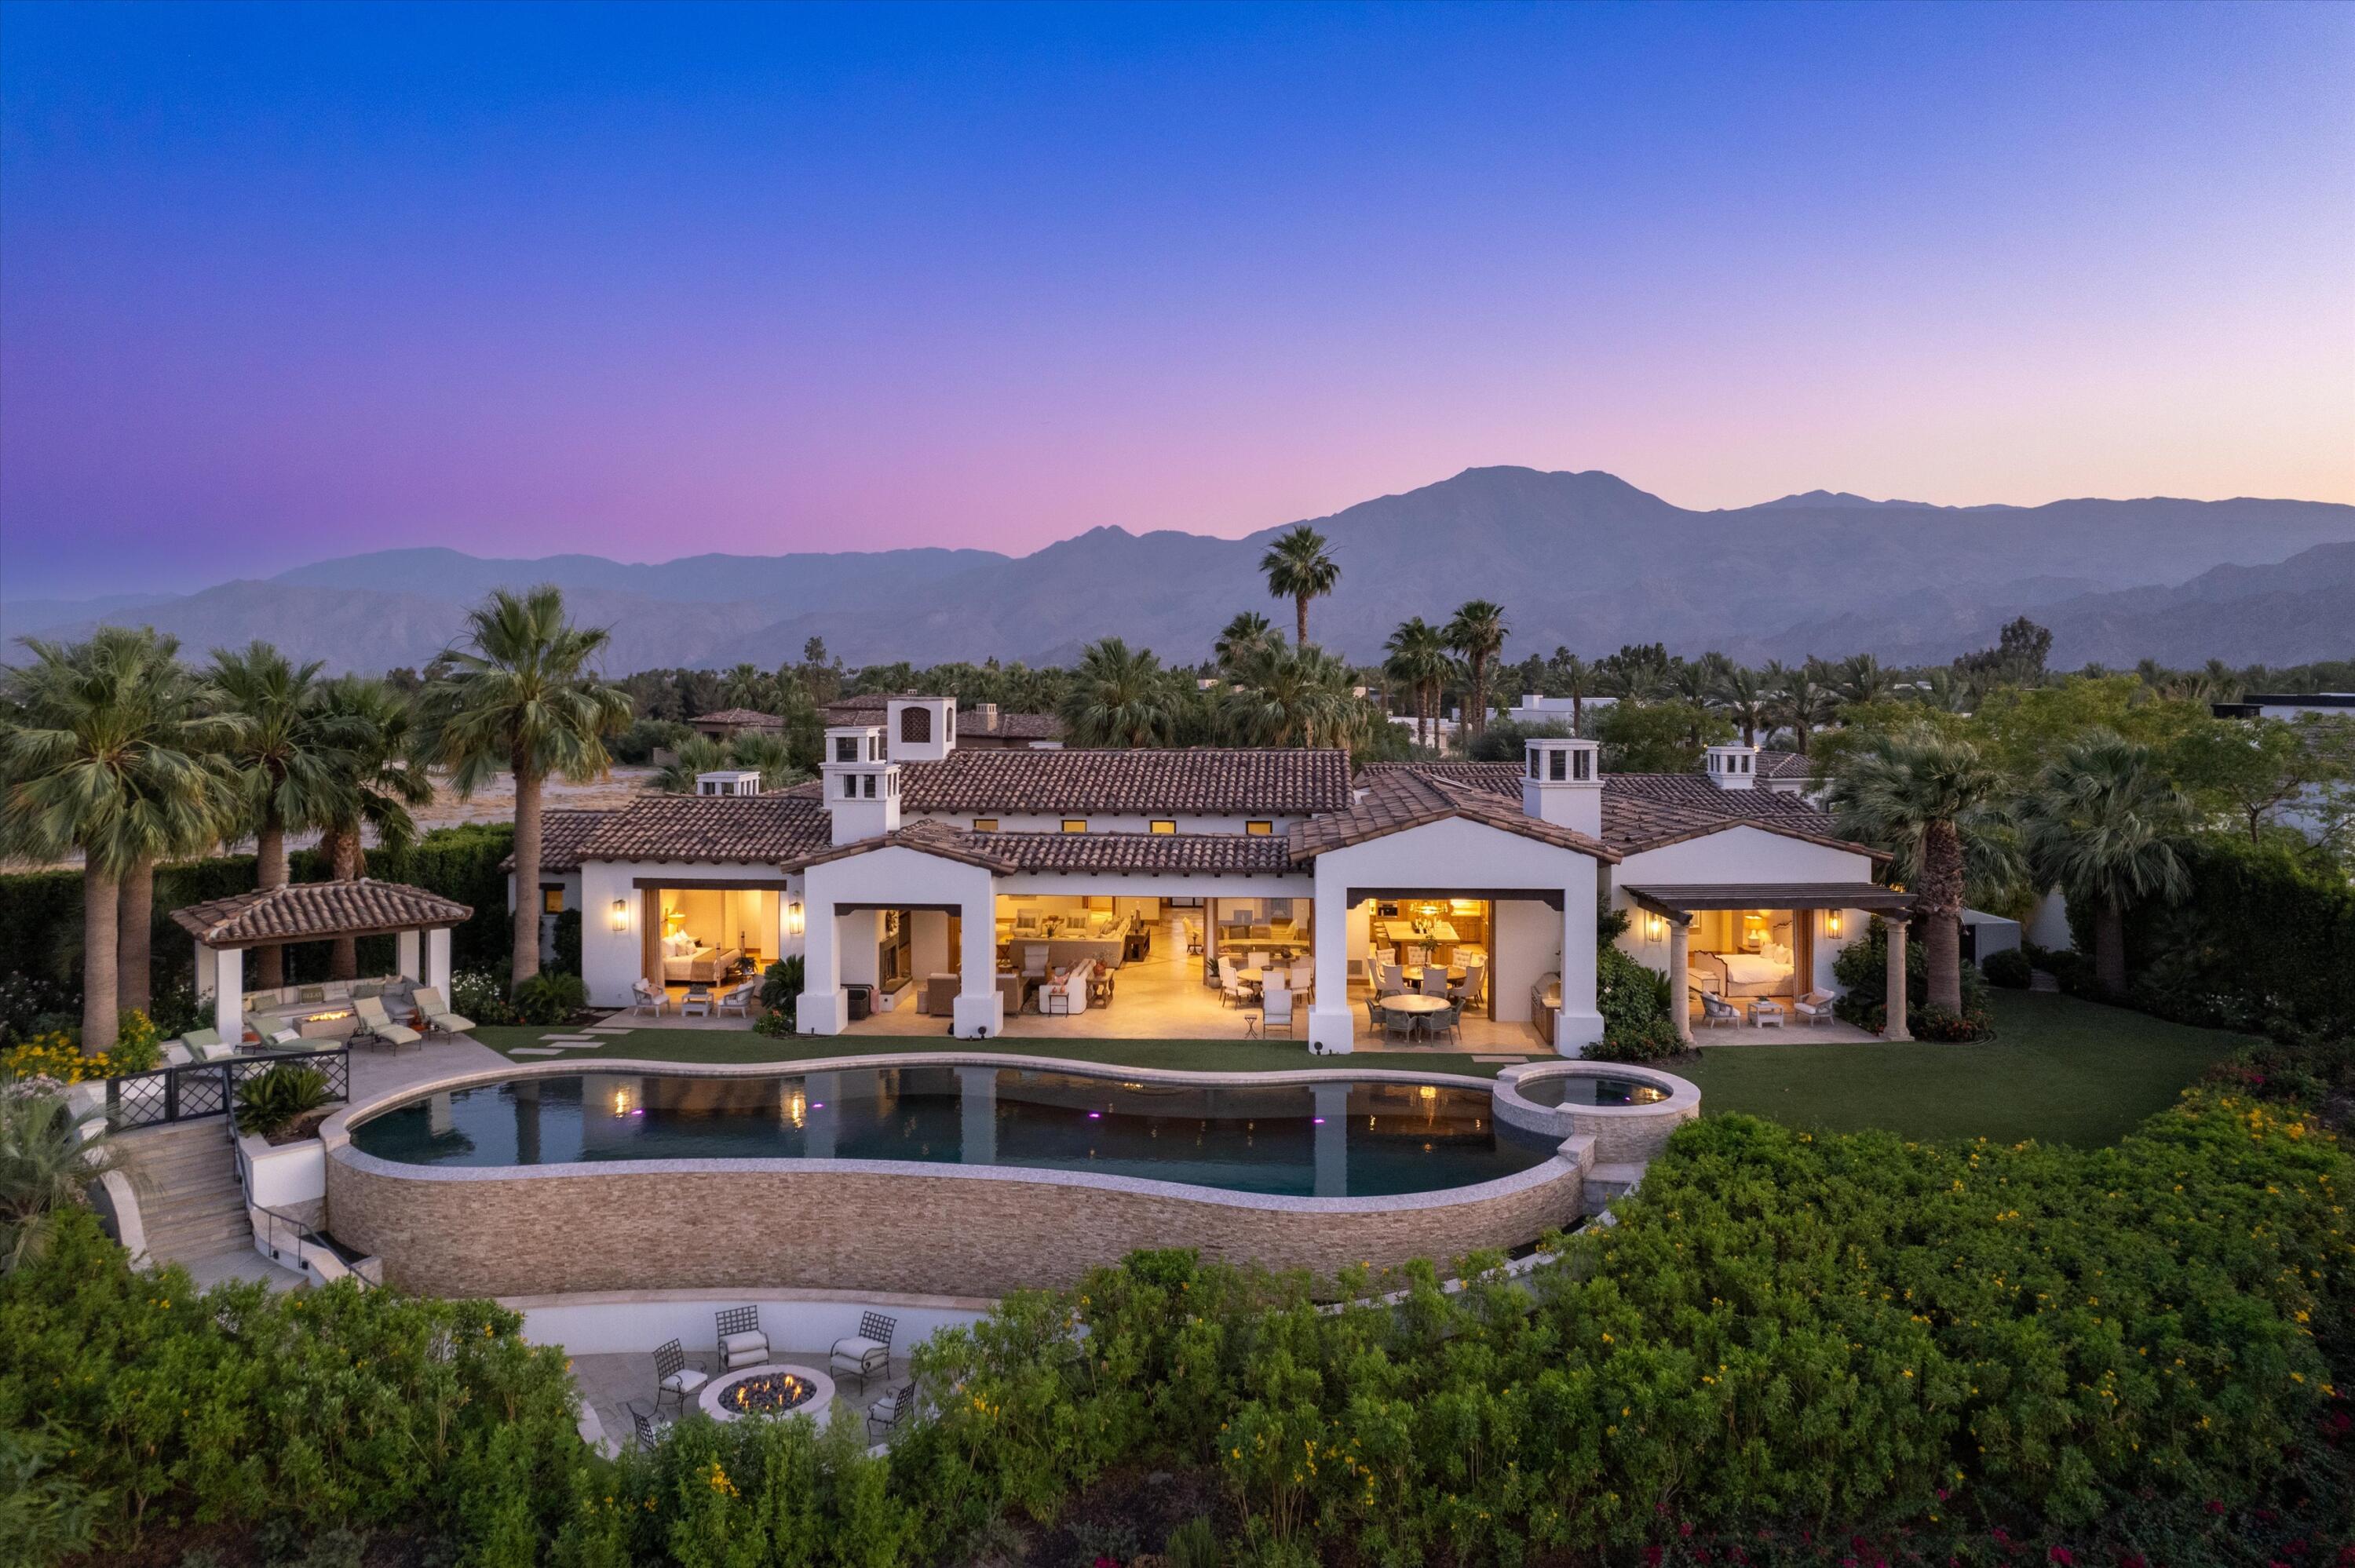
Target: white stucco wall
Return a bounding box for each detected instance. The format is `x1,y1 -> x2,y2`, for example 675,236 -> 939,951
1608,826 -> 1876,997
799,848 -> 1002,1037
579,860 -> 801,1008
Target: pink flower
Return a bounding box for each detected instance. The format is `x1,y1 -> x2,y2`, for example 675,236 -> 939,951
2049,1550 -> 2073,1566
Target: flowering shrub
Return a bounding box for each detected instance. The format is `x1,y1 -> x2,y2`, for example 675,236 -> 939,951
450,968 -> 520,1027
108,1010 -> 162,1074
1,1033 -> 110,1085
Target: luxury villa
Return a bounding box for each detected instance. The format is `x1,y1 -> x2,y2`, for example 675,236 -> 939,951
520,696 -> 1911,1053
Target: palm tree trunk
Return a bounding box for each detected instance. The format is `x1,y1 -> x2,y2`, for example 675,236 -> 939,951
1920,821 -> 1965,1014
2094,899 -> 2127,994
1924,911 -> 1961,1016
118,854 -> 154,1019
1571,692 -> 1583,738
1295,596 -> 1310,647
511,764 -> 543,992
254,811 -> 287,987
327,826 -> 363,979
1470,660 -> 1487,738
82,863 -> 120,1056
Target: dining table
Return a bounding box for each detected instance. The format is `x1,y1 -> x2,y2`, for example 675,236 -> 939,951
1400,964 -> 1468,986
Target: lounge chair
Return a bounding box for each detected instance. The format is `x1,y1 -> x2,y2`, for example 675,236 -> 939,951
717,981 -> 758,1018
1696,990 -> 1740,1029
174,1027 -> 221,1058
264,1027 -> 304,1050
411,986 -> 476,1039
716,1305 -> 769,1371
652,1338 -> 707,1416
831,1311 -> 896,1393
162,1041 -> 192,1067
353,996 -> 422,1051
199,1037 -> 241,1063
865,1375 -> 919,1442
630,978 -> 669,1016
1794,989 -> 1838,1026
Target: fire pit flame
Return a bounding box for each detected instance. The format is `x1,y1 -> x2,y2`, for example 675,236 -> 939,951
721,1370 -> 816,1415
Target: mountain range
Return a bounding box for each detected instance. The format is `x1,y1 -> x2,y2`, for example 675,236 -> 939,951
5,468 -> 2350,674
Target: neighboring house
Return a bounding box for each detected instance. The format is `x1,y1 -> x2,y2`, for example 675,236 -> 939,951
1505,693 -> 1617,735
532,693 -> 1898,1056
2209,692 -> 2355,721
823,693 -> 1066,749
1756,749 -> 1818,800
1385,713 -> 1462,753
2208,692 -> 2355,845
688,707 -> 787,744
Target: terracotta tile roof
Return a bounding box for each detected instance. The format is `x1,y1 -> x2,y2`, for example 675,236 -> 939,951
1758,750 -> 1812,780
170,879 -> 473,948
783,818 -> 1018,875
898,748 -> 1350,814
1361,760 -> 1882,861
691,707 -> 785,728
1291,768 -> 1618,863
989,831 -> 1296,875
973,710 -> 1065,742
500,808 -> 612,873
577,793 -> 834,865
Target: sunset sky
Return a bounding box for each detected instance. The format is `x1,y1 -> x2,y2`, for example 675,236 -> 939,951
3,2 -> 2350,597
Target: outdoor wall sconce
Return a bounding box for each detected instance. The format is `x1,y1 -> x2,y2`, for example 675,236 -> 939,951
610,899 -> 630,932
787,899 -> 805,936
1643,912 -> 1666,943
1824,910 -> 1844,939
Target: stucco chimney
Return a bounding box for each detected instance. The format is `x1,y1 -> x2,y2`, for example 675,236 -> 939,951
1704,743 -> 1759,791
820,724 -> 900,844
1521,737 -> 1603,839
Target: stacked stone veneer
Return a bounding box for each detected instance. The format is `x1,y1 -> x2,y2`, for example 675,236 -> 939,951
326,1153 -> 1589,1299
1491,1063 -> 1701,1164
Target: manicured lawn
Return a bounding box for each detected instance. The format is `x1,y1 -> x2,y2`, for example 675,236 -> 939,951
1677,990 -> 2254,1146
469,1026 -> 1521,1078
475,990 -> 2254,1145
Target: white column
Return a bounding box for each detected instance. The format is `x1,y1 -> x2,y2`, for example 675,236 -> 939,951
1882,917 -> 1912,1041
1555,861 -> 1604,1056
1306,876 -> 1356,1054
799,894 -> 845,1034
211,946 -> 243,1043
1668,916 -> 1692,1045
396,930 -> 422,983
195,937 -> 217,1001
952,890 -> 1005,1038
425,928 -> 451,992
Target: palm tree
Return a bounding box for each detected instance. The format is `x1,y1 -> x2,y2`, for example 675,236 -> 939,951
720,663 -> 774,710
1382,618 -> 1451,749
1767,659 -> 1835,754
725,732 -> 806,791
1715,663 -> 1771,746
1,630 -> 233,1052
1214,611 -> 1278,676
210,643 -> 360,988
2020,731 -> 2192,993
1226,643 -> 1360,749
1833,653 -> 1899,716
103,632 -> 223,1017
1444,600 -> 1509,739
1550,651 -> 1596,736
0,1092 -> 132,1272
415,587 -> 633,994
1825,724 -> 2014,1017
1258,525 -> 1341,646
312,676 -> 433,980
1059,638 -> 1178,748
1911,668 -> 1977,714
654,735 -> 731,793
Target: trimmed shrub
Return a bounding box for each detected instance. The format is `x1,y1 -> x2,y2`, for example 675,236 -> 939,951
513,970 -> 588,1026
1981,945 -> 2033,988
551,907 -> 582,975
1834,915 -> 1992,1038
759,955 -> 805,1033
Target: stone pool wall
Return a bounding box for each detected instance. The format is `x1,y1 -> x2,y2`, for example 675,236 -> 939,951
1490,1063 -> 1701,1163
325,1147 -> 1590,1298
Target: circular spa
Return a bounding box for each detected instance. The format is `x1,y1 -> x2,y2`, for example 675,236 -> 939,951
323,1059 -> 1600,1299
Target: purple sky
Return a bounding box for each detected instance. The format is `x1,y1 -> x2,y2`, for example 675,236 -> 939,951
3,2 -> 2351,598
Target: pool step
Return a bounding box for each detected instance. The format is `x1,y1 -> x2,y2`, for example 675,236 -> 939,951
1583,1161 -> 1647,1213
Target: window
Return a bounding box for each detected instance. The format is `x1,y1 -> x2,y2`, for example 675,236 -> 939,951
1549,749 -> 1567,782
1572,749 -> 1592,781
1061,819 -> 1086,833
834,735 -> 859,763
841,775 -> 857,799
542,887 -> 564,914
900,706 -> 931,744
1245,820 -> 1273,836
863,774 -> 878,798
1149,819 -> 1176,834
973,818 -> 999,833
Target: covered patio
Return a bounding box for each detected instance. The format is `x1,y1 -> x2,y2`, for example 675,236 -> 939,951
1622,881 -> 1915,1045
173,879 -> 473,1047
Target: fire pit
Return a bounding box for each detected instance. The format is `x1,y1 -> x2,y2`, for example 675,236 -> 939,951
698,1362 -> 837,1424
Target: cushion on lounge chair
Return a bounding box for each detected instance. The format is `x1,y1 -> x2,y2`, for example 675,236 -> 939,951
721,1330 -> 769,1360
659,1366 -> 708,1395
831,1333 -> 887,1366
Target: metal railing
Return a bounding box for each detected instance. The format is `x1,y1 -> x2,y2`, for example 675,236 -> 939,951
105,1045 -> 351,1131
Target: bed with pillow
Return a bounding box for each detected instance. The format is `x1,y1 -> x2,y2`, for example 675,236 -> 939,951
1688,944 -> 1795,999
660,932 -> 742,983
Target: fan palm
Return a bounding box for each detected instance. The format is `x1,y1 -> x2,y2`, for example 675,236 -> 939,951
1444,600 -> 1509,738
1833,653 -> 1900,715
2019,730 -> 2192,993
1,629 -> 236,1051
1825,724 -> 2015,1017
1768,659 -> 1835,753
654,735 -> 730,793
719,663 -> 774,710
1214,611 -> 1277,676
414,587 -> 633,992
1258,526 -> 1341,646
1715,664 -> 1772,746
1060,638 -> 1178,748
1226,643 -> 1361,749
1382,618 -> 1451,749
1550,651 -> 1596,736
725,732 -> 806,791
312,676 -> 433,980
209,643 -> 361,988
0,1092 -> 132,1272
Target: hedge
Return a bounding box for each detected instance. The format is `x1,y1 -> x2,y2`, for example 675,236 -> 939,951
0,822 -> 517,999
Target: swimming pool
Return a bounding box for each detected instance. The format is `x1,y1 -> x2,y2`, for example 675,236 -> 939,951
348,1065 -> 1558,1198
1513,1073 -> 1669,1108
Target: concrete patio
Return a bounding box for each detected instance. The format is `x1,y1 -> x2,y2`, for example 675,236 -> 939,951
570,1347 -> 914,1456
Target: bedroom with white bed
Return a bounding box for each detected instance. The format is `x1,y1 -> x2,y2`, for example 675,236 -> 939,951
1683,907 -> 1810,1005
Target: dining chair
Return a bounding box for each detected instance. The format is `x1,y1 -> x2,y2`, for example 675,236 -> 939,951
1418,968 -> 1450,997
1455,960 -> 1487,1008
1383,1006 -> 1418,1046
1247,950 -> 1271,973
1378,962 -> 1406,996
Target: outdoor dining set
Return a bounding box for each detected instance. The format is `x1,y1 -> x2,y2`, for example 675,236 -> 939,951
1363,950 -> 1487,1045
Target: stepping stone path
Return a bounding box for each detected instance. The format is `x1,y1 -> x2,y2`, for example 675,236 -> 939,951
509,1046 -> 565,1056
1471,1055 -> 1528,1063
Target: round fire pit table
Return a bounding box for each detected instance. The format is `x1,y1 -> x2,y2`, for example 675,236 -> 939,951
699,1362 -> 838,1424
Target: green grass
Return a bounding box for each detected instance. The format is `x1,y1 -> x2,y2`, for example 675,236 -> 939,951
470,1026 -> 1522,1078
1676,990 -> 2254,1147
475,990 -> 2256,1146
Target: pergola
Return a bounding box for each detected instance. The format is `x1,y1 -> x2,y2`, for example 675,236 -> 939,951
170,878 -> 474,1044
1621,881 -> 1918,1043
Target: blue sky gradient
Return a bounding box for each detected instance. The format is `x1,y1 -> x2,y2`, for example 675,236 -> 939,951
3,2 -> 2350,596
